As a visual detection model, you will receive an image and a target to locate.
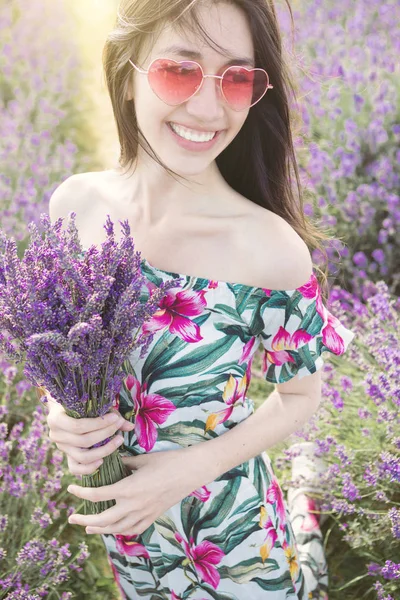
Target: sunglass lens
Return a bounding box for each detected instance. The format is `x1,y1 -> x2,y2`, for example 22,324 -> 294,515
148,59 -> 203,105
222,67 -> 268,110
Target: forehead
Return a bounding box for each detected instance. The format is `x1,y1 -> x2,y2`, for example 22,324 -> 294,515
147,2 -> 255,64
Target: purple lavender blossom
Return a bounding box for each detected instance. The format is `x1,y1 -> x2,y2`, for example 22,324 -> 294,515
0,211 -> 183,513
0,212 -> 182,420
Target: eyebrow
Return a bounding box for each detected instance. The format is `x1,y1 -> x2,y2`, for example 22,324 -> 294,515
158,45 -> 255,67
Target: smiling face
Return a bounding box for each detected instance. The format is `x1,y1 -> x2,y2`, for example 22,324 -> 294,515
127,1 -> 255,178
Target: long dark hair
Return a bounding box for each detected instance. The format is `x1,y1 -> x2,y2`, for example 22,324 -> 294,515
103,0 -> 336,300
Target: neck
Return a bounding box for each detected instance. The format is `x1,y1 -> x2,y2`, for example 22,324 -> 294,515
114,151 -> 229,227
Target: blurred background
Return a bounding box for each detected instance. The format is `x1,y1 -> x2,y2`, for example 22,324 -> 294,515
69,0 -> 120,168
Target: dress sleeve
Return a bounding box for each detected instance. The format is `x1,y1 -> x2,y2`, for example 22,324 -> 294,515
255,270 -> 356,384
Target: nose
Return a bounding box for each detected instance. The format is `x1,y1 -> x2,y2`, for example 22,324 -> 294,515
185,75 -> 225,121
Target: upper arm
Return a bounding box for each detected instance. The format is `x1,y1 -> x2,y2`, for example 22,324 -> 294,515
272,239 -> 322,403
274,368 -> 322,404
254,212 -> 322,403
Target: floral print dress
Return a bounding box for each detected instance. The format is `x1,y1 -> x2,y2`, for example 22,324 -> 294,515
101,256 -> 355,600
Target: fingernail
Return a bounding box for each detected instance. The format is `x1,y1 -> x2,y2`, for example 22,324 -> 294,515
127,421 -> 135,430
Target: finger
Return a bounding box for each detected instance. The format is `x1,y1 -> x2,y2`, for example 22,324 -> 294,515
86,515 -> 141,535
68,495 -> 128,527
57,433 -> 124,466
48,407 -> 125,438
66,455 -> 104,476
67,479 -> 124,506
50,421 -> 125,449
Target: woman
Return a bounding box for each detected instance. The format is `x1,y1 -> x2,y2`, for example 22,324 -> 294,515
46,0 -> 355,598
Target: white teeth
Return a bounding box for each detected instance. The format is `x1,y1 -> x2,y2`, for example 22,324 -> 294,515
169,122 -> 216,143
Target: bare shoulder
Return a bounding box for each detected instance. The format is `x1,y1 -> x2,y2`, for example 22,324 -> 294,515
48,171 -> 110,244
48,172 -> 98,221
241,205 -> 313,290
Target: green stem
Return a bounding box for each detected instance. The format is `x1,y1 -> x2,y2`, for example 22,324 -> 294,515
183,565 -> 198,586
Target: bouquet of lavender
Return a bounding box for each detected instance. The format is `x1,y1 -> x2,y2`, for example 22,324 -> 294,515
0,211 -> 182,515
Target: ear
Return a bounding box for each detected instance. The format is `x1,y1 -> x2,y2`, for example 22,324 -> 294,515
125,86 -> 133,102
125,74 -> 135,102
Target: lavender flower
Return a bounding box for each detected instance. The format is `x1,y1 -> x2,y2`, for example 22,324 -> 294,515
0,211 -> 182,514
0,401 -> 94,598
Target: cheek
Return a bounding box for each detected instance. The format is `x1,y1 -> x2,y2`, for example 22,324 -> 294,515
134,91 -> 169,134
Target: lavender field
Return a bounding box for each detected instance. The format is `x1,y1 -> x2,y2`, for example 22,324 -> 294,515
0,0 -> 399,599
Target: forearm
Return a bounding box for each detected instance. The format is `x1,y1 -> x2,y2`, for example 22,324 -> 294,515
186,389 -> 320,488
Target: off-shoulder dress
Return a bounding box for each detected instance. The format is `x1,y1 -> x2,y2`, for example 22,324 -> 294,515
96,256 -> 355,600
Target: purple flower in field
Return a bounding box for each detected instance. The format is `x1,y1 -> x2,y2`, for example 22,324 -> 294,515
353,252 -> 368,268
30,508 -> 53,529
373,581 -> 394,600
341,472 -> 361,502
358,408 -> 372,419
363,466 -> 377,487
0,0 -> 82,244
372,249 -> 385,265
0,515 -> 8,533
368,562 -> 381,575
381,560 -> 400,581
340,375 -> 353,393
388,508 -> 400,539
375,490 -> 389,503
378,451 -> 400,484
16,540 -> 47,565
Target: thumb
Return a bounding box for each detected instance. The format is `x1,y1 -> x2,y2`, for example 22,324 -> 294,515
107,407 -> 135,431
120,454 -> 145,471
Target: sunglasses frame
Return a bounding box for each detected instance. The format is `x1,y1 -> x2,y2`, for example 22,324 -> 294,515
128,57 -> 274,111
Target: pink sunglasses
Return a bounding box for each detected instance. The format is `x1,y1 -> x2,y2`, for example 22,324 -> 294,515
129,58 -> 273,111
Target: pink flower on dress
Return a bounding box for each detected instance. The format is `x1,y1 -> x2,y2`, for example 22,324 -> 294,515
205,373 -> 248,432
142,287 -> 208,343
189,486 -> 211,502
262,271 -> 348,372
238,335 -> 258,367
263,325 -> 313,369
174,532 -> 225,589
266,477 -> 287,533
113,392 -> 120,410
115,534 -> 149,559
259,505 -> 278,563
125,375 -> 176,451
302,272 -> 348,355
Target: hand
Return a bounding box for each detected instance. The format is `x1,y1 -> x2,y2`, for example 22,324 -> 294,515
45,389 -> 135,476
67,449 -> 200,536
